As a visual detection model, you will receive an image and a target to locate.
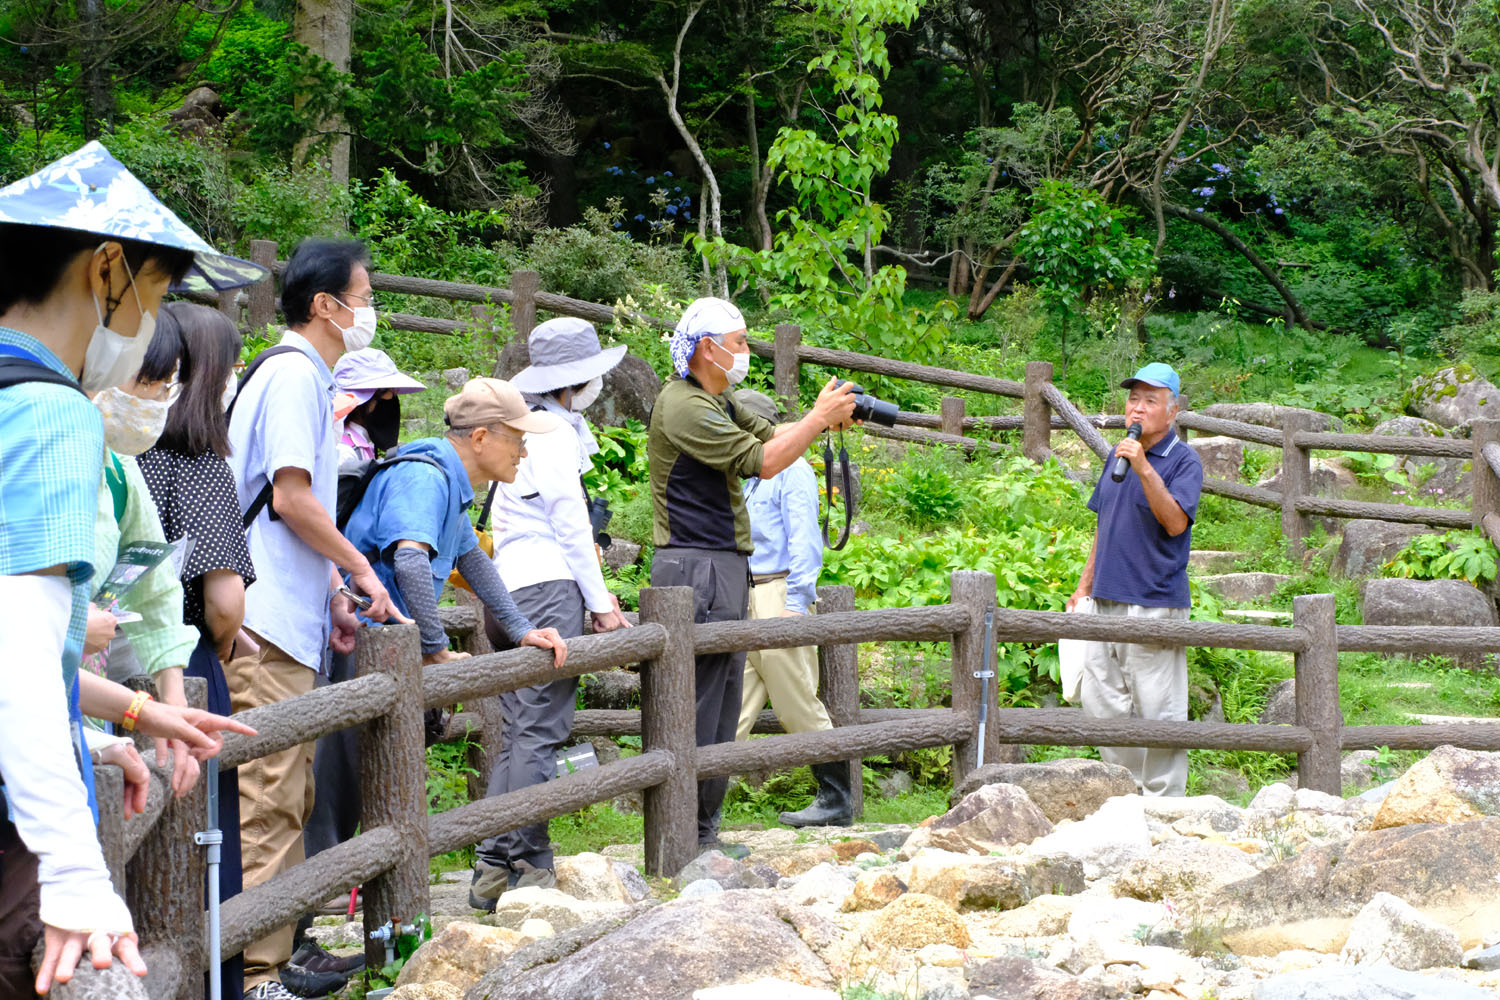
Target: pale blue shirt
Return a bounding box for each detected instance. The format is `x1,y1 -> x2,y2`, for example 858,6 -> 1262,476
742,457 -> 822,614
228,331 -> 338,671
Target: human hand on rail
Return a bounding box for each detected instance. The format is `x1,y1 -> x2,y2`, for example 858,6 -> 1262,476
348,567 -> 413,627
94,740 -> 150,820
522,628 -> 568,668
812,377 -> 858,433
136,702 -> 256,760
329,592 -> 360,654
36,926 -> 147,994
422,649 -> 470,666
591,595 -> 631,632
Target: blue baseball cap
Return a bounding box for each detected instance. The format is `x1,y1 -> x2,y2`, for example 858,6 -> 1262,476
1121,362 -> 1180,398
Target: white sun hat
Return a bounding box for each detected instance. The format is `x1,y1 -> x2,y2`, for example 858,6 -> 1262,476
508,317 -> 628,394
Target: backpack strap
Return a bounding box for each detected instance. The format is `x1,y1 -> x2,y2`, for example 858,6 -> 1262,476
234,345 -> 313,528
335,453 -> 446,531
0,351 -> 87,396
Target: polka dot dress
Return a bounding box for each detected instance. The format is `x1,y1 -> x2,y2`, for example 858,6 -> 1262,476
137,447 -> 256,632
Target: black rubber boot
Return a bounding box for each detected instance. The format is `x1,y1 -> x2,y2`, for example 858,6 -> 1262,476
778,761 -> 853,828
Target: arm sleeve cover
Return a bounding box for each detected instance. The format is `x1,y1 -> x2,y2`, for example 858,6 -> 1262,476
393,546 -> 449,654
455,546 -> 535,644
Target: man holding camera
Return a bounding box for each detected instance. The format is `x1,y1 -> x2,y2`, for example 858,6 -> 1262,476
649,297 -> 856,856
1067,363 -> 1202,797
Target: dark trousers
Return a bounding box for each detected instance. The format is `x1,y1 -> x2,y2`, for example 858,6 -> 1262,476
0,815 -> 41,997
185,635 -> 245,999
650,546 -> 750,844
304,648 -> 361,860
477,579 -> 586,872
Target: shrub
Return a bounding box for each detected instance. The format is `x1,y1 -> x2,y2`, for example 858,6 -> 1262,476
525,201 -> 694,305
1384,529 -> 1499,587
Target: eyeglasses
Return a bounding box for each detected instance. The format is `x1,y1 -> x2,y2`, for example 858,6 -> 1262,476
333,292 -> 383,311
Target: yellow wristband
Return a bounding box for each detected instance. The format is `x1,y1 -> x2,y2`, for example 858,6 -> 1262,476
121,690 -> 152,732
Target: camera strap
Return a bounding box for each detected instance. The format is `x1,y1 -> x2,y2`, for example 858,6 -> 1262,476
821,431 -> 855,551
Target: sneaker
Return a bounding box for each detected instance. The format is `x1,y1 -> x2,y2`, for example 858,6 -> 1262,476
512,859 -> 557,890
281,941 -> 364,998
469,858 -> 516,912
698,838 -> 750,861
244,983 -> 301,1000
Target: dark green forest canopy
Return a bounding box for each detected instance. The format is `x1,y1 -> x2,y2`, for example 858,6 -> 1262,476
3,0 -> 1499,347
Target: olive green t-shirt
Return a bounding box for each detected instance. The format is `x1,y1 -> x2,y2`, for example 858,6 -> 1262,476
648,375 -> 776,552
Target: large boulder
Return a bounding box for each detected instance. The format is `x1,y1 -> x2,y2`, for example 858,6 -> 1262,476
593,353 -> 662,428
904,850 -> 1084,911
1374,745 -> 1500,830
391,985 -> 464,1000
1199,402 -> 1342,432
579,670 -> 640,710
397,921 -> 526,993
966,957 -> 1114,1000
1027,794 -> 1152,879
468,894 -> 833,1000
924,783 -> 1053,853
1407,363 -> 1500,428
555,852 -> 643,903
1258,458 -> 1348,497
948,758 -> 1137,822
1189,435 -> 1244,480
1371,417 -> 1470,498
485,886 -> 628,932
1252,966 -> 1493,999
1333,521 -> 1437,579
841,870 -> 907,912
692,983 -> 838,1000
861,892 -> 971,950
1361,578 -> 1497,668
1196,572 -> 1289,602
1112,840 -> 1261,904
1208,818 -> 1500,954
1339,892 -> 1463,969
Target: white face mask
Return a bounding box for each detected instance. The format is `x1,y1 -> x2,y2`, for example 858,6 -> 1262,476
709,338 -> 750,386
333,297 -> 378,353
569,376 -> 604,412
221,372 -> 238,411
95,383 -> 178,456
82,248 -> 157,393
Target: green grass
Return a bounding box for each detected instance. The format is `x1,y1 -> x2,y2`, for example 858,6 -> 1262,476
549,802 -> 646,857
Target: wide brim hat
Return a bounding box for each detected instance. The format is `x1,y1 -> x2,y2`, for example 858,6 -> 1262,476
509,316 -> 627,394
0,141 -> 267,293
333,348 -> 429,405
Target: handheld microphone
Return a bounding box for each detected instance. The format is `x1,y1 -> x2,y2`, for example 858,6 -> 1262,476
1111,423 -> 1143,483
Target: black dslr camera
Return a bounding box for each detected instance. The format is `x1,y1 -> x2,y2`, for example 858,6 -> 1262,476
832,379 -> 899,427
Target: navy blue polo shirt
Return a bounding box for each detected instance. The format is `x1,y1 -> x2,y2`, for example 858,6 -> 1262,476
1087,429 -> 1203,608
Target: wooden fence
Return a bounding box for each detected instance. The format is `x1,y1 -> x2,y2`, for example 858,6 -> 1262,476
91,566 -> 1500,1000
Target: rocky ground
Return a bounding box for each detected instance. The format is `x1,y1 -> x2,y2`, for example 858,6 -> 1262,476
328,747 -> 1500,1000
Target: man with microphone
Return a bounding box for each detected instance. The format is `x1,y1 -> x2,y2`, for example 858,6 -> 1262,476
1067,363 -> 1202,796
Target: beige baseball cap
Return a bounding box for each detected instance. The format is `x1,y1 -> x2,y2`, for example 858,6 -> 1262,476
444,377 -> 562,434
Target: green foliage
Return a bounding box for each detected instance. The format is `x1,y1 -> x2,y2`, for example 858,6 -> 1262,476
526,201 -> 694,305
1384,529 -> 1499,586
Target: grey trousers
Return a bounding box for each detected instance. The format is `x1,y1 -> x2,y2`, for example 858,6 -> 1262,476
1079,598 -> 1190,797
476,578 -> 585,871
650,546 -> 750,843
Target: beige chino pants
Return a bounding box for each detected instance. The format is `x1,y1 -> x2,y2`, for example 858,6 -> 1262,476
226,635 -> 317,988
1079,599 -> 1190,797
736,577 -> 833,740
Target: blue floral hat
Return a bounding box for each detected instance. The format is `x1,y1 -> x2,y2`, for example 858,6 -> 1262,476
0,141 -> 267,293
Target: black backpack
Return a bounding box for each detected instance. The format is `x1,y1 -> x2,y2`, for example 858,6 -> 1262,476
0,354 -> 87,396
335,453 -> 446,531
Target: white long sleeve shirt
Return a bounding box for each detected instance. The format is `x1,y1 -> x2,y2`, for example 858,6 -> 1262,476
489,420 -> 614,613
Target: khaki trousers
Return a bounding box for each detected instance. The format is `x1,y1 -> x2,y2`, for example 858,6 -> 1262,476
736,577 -> 833,741
226,635 -> 316,988
1079,599 -> 1189,797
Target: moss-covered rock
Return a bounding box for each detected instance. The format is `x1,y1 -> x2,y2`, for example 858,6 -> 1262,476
1406,364 -> 1500,427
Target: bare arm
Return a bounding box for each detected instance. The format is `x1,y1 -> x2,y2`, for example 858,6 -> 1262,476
758,378 -> 857,479
200,568 -> 245,660
1069,530 -> 1099,610
1116,440 -> 1190,536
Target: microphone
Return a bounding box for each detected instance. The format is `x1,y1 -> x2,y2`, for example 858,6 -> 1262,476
1111,423 -> 1143,483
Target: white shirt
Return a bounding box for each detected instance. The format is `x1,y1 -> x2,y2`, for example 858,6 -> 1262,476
489,420 -> 613,613
228,331 -> 339,670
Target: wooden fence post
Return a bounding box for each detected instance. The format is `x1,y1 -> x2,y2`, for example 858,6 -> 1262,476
1293,593 -> 1341,796
815,584 -> 863,819
1023,361 -> 1053,461
357,625 -> 430,972
455,589 -> 502,802
1174,391 -> 1189,443
125,677 -> 207,1000
247,239 -> 278,334
940,397 -> 965,438
1472,419 -> 1500,530
774,323 -> 802,417
950,570 -> 998,793
639,586 -> 699,876
217,288 -> 240,328
1280,412 -> 1314,556
510,269 -> 540,343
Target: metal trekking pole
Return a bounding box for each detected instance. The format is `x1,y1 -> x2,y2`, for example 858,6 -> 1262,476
195,757 -> 223,1000
974,607 -> 996,769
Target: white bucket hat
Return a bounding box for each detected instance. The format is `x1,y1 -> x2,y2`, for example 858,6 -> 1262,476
509,317 -> 627,394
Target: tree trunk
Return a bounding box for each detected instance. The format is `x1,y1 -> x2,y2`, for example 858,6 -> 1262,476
294,0 -> 352,188
78,0 -> 112,138
1161,203 -> 1314,328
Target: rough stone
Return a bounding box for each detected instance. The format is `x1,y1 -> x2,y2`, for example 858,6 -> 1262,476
1343,750 -> 1382,791
1066,896 -> 1170,966
396,920 -> 525,992
1371,417 -> 1470,498
1189,550 -> 1247,573
1259,679 -> 1345,728
1199,403 -> 1342,432
679,878 -> 725,898
1248,781 -> 1296,815
1190,435 -> 1245,481
864,827 -> 911,853
1197,766 -> 1252,801
484,886 -> 627,932
1374,745 -> 1500,830
1142,794 -> 1244,831
988,893 -> 1080,937
949,759 -> 1137,823
613,861 -> 650,902
841,870 -> 907,912
875,769 -> 914,798
579,669 -> 640,710
780,863 -> 855,908
832,839 -> 881,861
1362,578 -> 1498,629
441,367 -> 470,391
471,893 -> 833,1000
1463,942 -> 1500,969
1209,817 -> 1500,954
692,982 -> 839,1000
1407,364 -> 1500,428
1028,794 -> 1152,879
602,538 -> 643,570
1252,966 -> 1493,999
861,892 -> 971,950
926,783 -> 1053,853
675,850 -> 759,889
556,852 -> 638,903
1113,840 -> 1261,903
1196,572 -> 1290,602
1339,892 -> 1463,970
1258,459 -> 1346,497
1333,520 -> 1437,579
593,353 -> 662,428
905,851 -> 1084,910
967,956 -> 1112,999
390,984 -> 464,1000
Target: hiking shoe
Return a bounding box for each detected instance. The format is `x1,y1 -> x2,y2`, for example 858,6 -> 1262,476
698,838 -> 750,861
512,859 -> 557,890
281,941 -> 365,998
244,983 -> 301,1000
469,858 -> 516,912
